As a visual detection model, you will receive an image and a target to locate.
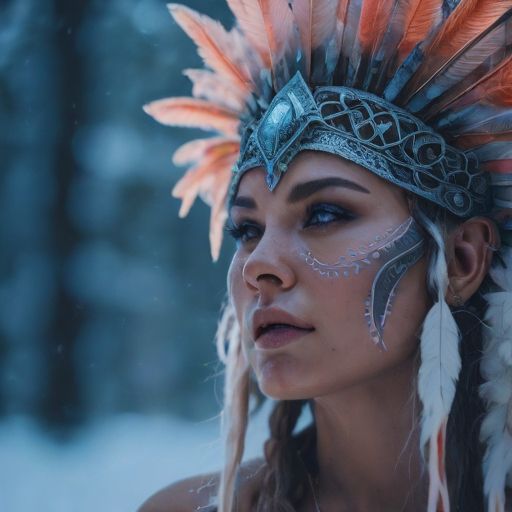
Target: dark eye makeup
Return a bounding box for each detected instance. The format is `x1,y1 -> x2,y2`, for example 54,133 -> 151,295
225,202 -> 356,245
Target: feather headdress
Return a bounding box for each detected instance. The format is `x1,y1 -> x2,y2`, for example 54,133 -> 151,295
144,0 -> 512,509
145,0 -> 512,261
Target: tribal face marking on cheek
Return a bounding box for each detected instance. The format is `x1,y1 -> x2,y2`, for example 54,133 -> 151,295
298,217 -> 425,351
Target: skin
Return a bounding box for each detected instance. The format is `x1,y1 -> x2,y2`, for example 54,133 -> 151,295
228,151 -> 431,511
139,150 -> 500,512
228,151 -> 430,401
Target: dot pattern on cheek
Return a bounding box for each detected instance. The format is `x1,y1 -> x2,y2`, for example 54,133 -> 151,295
299,222 -> 408,278
299,217 -> 425,351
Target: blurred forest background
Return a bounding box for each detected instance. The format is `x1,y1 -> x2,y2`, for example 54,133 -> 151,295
0,1 -> 269,510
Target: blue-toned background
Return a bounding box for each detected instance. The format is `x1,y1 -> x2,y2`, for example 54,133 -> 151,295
0,1 -> 268,509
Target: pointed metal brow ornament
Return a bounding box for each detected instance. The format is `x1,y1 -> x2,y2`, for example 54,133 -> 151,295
232,73 -> 323,196
231,72 -> 491,219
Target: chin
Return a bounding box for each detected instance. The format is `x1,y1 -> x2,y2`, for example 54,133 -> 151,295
254,352 -> 316,400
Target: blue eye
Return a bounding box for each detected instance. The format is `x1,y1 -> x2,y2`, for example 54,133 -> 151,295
305,203 -> 355,227
225,220 -> 262,245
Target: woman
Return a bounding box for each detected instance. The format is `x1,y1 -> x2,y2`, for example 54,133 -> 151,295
140,1 -> 512,510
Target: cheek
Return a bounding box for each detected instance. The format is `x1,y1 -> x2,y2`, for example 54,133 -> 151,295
254,252 -> 429,400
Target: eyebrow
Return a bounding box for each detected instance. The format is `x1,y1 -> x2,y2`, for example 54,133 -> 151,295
230,176 -> 370,210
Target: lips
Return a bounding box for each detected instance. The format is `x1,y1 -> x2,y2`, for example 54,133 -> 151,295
251,307 -> 315,347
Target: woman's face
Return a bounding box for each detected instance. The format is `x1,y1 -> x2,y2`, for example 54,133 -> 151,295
227,151 -> 430,400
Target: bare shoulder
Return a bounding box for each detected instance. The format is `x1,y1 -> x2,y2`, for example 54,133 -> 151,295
137,458 -> 266,512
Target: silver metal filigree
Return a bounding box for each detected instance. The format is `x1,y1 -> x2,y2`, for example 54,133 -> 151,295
231,72 -> 491,218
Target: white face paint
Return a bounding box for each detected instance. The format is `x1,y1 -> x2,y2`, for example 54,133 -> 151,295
298,217 -> 425,350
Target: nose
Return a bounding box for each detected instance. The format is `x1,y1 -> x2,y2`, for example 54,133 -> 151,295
242,229 -> 297,297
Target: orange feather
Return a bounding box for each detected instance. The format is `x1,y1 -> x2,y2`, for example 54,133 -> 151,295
359,0 -> 392,51
396,0 -> 443,61
173,137 -> 239,166
169,4 -> 251,92
257,0 -> 296,79
290,0 -> 340,78
454,131 -> 512,149
481,159 -> 512,173
143,97 -> 239,136
449,59 -> 512,110
226,0 -> 272,67
184,69 -> 248,112
173,146 -> 239,198
172,152 -> 236,217
466,61 -> 512,107
207,168 -> 232,261
289,0 -> 313,76
404,0 -> 512,98
312,0 -> 340,49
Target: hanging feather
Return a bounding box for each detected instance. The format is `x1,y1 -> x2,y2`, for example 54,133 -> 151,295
419,299 -> 459,512
481,256 -> 512,512
168,4 -> 252,92
226,0 -> 272,67
143,97 -> 240,136
417,218 -> 460,512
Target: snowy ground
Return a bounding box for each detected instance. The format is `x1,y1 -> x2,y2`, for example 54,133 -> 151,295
0,411 -> 270,512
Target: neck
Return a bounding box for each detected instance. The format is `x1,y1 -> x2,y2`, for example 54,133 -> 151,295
312,351 -> 428,512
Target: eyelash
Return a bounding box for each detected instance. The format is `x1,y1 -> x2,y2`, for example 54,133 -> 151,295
225,203 -> 356,245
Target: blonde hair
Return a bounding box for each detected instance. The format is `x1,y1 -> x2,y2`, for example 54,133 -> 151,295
215,299 -> 250,512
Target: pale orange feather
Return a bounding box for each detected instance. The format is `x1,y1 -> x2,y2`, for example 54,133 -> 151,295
396,0 -> 443,61
143,97 -> 239,136
207,168 -> 232,261
173,137 -> 239,166
169,4 -> 251,92
226,0 -> 272,67
184,69 -> 248,112
258,0 -> 296,74
173,152 -> 234,217
404,0 -> 512,98
172,143 -> 240,198
290,0 -> 313,76
358,0 -> 395,52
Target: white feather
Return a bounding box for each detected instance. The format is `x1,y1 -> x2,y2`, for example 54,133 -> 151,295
417,215 -> 460,512
481,253 -> 512,512
418,298 -> 461,449
490,246 -> 512,292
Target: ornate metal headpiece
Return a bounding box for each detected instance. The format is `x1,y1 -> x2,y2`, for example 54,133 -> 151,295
232,73 -> 491,218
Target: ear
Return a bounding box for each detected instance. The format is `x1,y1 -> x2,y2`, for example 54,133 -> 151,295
445,217 -> 500,305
